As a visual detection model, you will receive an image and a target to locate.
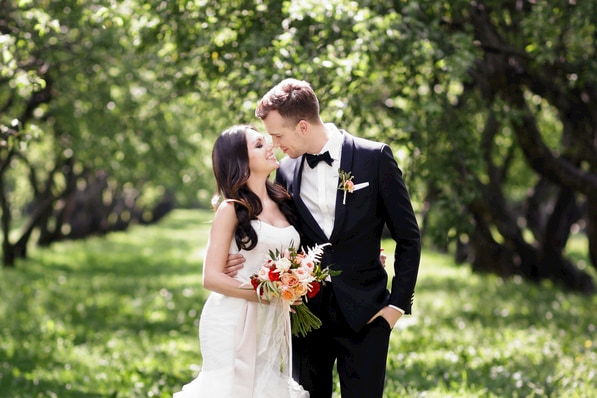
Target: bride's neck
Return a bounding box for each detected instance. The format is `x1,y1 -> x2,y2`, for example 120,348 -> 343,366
246,177 -> 269,204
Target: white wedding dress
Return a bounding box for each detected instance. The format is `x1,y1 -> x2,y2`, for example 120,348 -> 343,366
173,220 -> 309,398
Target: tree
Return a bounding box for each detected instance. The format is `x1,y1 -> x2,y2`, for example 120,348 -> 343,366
3,0 -> 596,294
157,0 -> 597,293
420,0 -> 597,293
0,0 -> 213,266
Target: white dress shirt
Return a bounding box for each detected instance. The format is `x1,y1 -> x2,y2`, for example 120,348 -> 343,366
300,124 -> 343,239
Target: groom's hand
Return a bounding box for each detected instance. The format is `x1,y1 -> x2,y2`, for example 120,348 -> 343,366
367,306 -> 403,329
224,253 -> 245,277
379,248 -> 387,267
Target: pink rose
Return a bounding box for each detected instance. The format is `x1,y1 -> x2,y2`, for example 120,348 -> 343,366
281,273 -> 299,288
293,268 -> 310,281
301,259 -> 315,272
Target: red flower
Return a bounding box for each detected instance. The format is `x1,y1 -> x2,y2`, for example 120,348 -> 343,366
307,281 -> 320,298
250,276 -> 260,290
268,267 -> 281,281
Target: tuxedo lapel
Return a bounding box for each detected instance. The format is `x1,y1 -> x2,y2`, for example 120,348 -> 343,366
329,131 -> 354,243
292,155 -> 329,242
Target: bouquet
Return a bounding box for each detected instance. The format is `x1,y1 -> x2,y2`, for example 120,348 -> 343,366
249,243 -> 340,337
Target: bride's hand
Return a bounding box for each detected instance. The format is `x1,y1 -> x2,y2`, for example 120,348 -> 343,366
289,299 -> 303,312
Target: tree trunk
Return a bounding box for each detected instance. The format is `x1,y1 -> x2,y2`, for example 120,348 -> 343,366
525,178 -> 555,241
0,172 -> 15,267
469,210 -> 515,276
542,187 -> 581,254
587,195 -> 597,272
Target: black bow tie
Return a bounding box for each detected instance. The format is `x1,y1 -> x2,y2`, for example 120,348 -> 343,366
305,151 -> 333,168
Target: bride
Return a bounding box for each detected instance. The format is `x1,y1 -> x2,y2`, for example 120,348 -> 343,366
173,125 -> 309,398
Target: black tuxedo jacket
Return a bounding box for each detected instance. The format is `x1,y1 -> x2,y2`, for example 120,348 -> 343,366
275,130 -> 421,332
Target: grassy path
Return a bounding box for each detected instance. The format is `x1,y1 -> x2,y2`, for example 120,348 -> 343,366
1,209 -> 595,397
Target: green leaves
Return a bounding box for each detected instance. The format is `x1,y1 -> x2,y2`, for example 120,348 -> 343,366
2,0 -> 596,287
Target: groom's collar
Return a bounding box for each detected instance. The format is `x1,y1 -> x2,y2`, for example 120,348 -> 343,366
320,123 -> 343,161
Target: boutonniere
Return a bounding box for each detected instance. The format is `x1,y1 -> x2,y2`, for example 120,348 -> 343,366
338,169 -> 354,205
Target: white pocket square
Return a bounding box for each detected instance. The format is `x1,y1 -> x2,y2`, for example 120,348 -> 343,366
353,182 -> 369,191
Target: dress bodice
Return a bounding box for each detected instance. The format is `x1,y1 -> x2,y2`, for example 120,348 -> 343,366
230,220 -> 300,282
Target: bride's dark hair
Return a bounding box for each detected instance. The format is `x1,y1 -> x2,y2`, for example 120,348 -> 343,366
211,125 -> 297,250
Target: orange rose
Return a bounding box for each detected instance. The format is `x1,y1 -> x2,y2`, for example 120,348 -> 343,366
295,283 -> 308,296
281,288 -> 296,301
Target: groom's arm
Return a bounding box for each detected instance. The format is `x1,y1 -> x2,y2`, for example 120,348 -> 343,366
379,145 -> 421,315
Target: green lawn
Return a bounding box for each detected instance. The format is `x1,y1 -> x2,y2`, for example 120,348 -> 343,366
1,209 -> 595,397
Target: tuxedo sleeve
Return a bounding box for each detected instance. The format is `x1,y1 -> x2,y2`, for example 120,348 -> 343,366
378,145 -> 421,314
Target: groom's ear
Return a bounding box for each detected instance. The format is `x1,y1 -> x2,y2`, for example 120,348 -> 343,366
296,119 -> 309,135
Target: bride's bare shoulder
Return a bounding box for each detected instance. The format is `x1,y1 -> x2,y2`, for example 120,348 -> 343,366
213,200 -> 239,226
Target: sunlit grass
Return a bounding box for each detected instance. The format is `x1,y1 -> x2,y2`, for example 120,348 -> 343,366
1,210 -> 596,397
384,251 -> 597,397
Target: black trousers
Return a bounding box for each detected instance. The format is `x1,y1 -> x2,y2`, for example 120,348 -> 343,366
292,285 -> 392,398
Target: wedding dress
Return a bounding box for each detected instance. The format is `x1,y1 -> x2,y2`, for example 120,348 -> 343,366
173,220 -> 309,398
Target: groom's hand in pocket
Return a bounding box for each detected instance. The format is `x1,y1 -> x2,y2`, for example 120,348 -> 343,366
224,254 -> 245,277
367,306 -> 402,329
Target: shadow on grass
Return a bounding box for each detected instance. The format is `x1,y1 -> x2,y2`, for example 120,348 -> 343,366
386,352 -> 561,397
3,210 -> 595,397
1,210 -> 214,397
0,378 -> 107,398
416,265 -> 595,334
384,256 -> 596,396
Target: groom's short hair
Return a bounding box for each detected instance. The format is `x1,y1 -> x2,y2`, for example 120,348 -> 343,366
256,78 -> 320,126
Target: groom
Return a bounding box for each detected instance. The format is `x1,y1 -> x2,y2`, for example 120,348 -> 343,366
230,78 -> 420,398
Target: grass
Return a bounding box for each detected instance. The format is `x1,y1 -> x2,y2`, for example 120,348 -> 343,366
1,209 -> 596,397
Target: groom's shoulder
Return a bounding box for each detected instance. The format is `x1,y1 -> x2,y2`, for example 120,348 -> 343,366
343,130 -> 386,152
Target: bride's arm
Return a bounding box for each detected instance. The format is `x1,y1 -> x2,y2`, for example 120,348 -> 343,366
202,201 -> 261,302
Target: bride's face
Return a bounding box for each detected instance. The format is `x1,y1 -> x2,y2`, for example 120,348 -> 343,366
245,129 -> 279,176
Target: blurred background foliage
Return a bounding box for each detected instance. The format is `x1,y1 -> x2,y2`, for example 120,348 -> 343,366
1,0 -> 596,293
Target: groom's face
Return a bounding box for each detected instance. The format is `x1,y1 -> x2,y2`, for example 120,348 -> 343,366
261,110 -> 306,159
